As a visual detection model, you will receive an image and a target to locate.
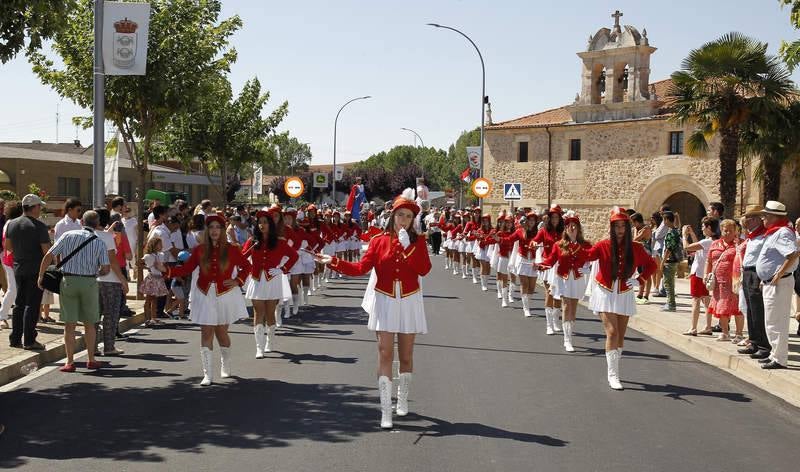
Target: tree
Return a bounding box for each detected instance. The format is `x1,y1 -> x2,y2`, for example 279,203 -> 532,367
779,0 -> 800,71
0,0 -> 75,63
162,76 -> 288,203
740,102 -> 800,200
667,32 -> 796,217
29,0 -> 242,284
263,132 -> 312,176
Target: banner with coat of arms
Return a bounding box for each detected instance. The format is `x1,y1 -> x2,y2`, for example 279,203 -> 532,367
103,2 -> 151,76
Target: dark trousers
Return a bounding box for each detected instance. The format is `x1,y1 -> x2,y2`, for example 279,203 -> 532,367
430,232 -> 442,255
742,269 -> 769,351
10,272 -> 44,346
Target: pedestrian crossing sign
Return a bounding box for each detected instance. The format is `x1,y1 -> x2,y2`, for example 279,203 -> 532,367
503,183 -> 522,200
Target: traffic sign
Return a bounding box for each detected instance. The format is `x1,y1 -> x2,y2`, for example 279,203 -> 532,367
471,177 -> 492,199
503,183 -> 522,200
312,172 -> 328,188
284,176 -> 305,198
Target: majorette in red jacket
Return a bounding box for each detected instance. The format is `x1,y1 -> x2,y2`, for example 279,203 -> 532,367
241,237 -> 299,281
167,243 -> 252,296
329,232 -> 431,298
534,227 -> 562,261
539,240 -> 593,280
580,239 -> 656,293
503,227 -> 538,259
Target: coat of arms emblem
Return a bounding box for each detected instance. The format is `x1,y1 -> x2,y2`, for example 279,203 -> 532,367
112,17 -> 138,69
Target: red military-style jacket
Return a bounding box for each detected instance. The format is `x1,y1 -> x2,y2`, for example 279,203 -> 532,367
477,228 -> 495,249
320,223 -> 336,245
463,221 -> 478,241
167,243 -> 251,296
534,227 -> 562,261
581,239 -> 656,293
241,238 -> 299,281
329,232 -> 432,298
540,240 -> 594,280
504,228 -> 538,259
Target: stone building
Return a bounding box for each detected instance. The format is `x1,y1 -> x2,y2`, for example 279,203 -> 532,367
483,11 -> 799,240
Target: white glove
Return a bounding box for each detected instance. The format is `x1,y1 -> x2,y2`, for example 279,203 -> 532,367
398,228 -> 410,249
268,267 -> 283,277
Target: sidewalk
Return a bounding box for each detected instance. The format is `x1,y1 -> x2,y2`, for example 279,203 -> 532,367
0,282 -> 146,386
598,278 -> 800,408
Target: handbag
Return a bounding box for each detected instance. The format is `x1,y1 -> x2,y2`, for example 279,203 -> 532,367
704,250 -> 725,292
41,234 -> 98,294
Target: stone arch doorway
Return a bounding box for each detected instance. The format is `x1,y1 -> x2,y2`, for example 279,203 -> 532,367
636,173 -> 713,223
663,191 -> 706,233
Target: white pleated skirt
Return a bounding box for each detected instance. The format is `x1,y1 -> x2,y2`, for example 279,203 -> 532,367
244,275 -> 291,301
552,272 -> 589,300
496,256 -> 510,275
322,243 -> 336,256
514,255 -> 539,278
289,258 -> 304,275
361,273 -> 427,334
508,242 -> 520,275
0,264 -> 16,319
190,283 -> 248,326
348,239 -> 361,251
335,241 -> 348,253
588,280 -> 638,317
488,244 -> 499,269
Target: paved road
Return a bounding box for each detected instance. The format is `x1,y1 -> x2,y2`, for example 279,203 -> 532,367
1,258 -> 799,471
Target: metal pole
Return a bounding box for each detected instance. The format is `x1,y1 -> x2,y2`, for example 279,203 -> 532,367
93,0 -> 105,208
333,95 -> 371,207
427,23 -> 486,209
400,127 -> 425,179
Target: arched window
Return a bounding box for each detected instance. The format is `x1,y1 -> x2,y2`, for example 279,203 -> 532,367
0,169 -> 11,184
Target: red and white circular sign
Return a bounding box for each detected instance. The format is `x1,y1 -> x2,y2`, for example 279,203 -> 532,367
284,176 -> 305,198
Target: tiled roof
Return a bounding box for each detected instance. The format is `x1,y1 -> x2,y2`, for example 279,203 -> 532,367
488,78 -> 675,130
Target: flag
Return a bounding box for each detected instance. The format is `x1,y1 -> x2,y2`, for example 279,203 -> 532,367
104,132 -> 119,195
346,184 -> 367,221
461,168 -> 472,184
252,166 -> 263,195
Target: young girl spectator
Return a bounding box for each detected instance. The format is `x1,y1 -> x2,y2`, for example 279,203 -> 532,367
141,238 -> 169,327
682,217 -> 720,336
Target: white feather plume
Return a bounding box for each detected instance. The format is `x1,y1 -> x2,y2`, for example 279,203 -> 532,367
400,188 -> 415,201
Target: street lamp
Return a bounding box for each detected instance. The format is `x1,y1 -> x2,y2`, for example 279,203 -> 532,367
427,22 -> 486,207
401,127 -> 426,179
333,95 -> 371,206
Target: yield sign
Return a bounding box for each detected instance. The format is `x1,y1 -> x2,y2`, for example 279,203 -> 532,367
503,183 -> 522,200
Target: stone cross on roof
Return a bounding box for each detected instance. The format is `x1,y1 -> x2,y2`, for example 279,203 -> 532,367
612,10 -> 623,31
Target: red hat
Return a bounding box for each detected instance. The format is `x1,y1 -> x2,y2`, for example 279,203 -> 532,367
332,211 -> 340,217
609,206 -> 630,222
205,214 -> 226,228
255,210 -> 270,220
548,204 -> 563,216
481,213 -> 491,221
307,204 -> 317,212
323,209 -> 332,217
563,210 -> 580,225
392,188 -> 420,216
267,206 -> 282,218
525,211 -> 539,220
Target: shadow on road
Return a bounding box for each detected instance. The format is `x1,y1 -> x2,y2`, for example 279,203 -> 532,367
399,413 -> 569,447
623,380 -> 752,404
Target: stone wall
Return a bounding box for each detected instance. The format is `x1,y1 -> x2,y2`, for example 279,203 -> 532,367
481,118 -> 772,241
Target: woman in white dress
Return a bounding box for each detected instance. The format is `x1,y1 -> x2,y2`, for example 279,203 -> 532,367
317,189 -> 432,430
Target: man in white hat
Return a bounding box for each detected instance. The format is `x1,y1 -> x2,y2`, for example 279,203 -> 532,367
755,201 -> 799,369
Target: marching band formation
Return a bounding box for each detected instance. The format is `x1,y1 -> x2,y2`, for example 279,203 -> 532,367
167,188 -> 657,428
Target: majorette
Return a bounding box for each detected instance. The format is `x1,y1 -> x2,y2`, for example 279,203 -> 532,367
502,211 -> 540,318
317,188 -> 432,429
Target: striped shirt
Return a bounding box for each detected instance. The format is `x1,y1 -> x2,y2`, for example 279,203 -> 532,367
51,228 -> 109,276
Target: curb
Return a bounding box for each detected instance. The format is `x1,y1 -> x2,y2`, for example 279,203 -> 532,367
626,311 -> 800,409
0,309 -> 147,387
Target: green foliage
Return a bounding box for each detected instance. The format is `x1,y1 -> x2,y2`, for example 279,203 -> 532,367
0,190 -> 19,202
261,132 -> 312,176
27,183 -> 47,202
667,31 -> 797,216
0,0 -> 75,63
780,1 -> 800,71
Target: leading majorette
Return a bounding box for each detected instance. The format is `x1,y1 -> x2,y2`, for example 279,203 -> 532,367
317,188 -> 432,429
580,207 -> 656,390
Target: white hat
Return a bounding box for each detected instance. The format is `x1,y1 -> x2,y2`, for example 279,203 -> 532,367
22,194 -> 43,207
762,200 -> 788,216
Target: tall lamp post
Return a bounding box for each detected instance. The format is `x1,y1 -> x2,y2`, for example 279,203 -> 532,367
400,127 -> 426,179
333,95 -> 371,206
427,23 -> 486,208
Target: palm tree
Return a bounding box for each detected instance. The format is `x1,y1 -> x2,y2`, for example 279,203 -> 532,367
667,32 -> 796,217
740,102 -> 800,201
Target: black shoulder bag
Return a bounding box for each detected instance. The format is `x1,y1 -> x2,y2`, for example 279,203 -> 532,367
41,234 -> 98,294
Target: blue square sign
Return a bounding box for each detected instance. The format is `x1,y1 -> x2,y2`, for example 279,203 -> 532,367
503,183 -> 522,200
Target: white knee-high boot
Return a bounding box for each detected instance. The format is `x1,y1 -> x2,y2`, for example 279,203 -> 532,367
606,350 -> 623,390
496,281 -> 502,299
461,263 -> 468,279
471,267 -> 478,284
521,294 -> 532,317
501,287 -> 509,307
508,283 -> 516,302
563,320 -> 575,352
378,376 -> 393,429
254,324 -> 266,359
552,307 -> 562,332
220,346 -> 232,378
545,307 -> 555,335
396,372 -> 412,416
266,325 -> 276,352
200,347 -> 213,386
275,304 -> 283,327
480,274 -> 488,291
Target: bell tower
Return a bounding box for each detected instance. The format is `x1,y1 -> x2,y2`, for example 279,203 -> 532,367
567,10 -> 658,123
